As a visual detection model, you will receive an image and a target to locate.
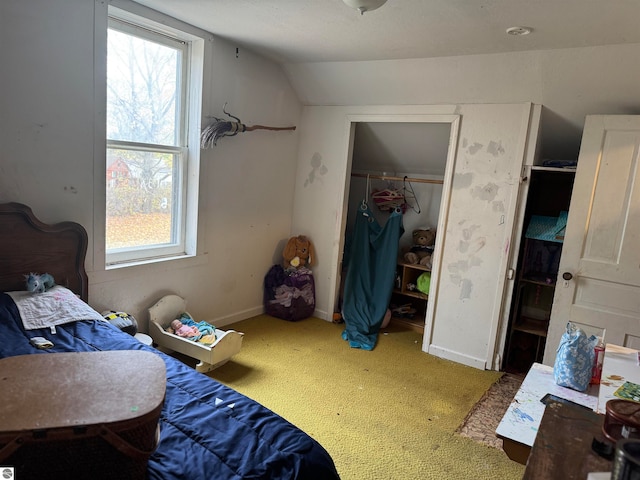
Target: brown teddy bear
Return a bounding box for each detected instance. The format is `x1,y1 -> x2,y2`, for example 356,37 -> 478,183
403,228 -> 436,267
283,235 -> 314,269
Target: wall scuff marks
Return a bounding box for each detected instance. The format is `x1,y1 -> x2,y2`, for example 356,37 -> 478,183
487,140 -> 505,156
305,152 -> 328,187
462,138 -> 483,155
471,182 -> 499,202
447,222 -> 486,299
454,172 -> 473,189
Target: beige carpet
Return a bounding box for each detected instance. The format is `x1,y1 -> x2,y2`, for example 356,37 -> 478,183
173,316 -> 525,480
456,373 -> 524,449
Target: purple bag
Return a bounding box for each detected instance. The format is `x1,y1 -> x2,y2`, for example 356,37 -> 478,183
264,265 -> 315,321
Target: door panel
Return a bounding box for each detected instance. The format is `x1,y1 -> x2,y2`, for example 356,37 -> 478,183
543,116 -> 640,365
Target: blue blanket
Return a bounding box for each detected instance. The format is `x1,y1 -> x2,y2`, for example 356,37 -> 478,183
176,312 -> 216,343
0,293 -> 340,480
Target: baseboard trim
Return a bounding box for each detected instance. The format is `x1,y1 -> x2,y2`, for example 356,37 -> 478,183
428,344 -> 487,370
209,306 -> 264,328
210,306 -> 332,328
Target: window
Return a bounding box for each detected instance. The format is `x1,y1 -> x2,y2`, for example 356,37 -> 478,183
106,11 -> 201,266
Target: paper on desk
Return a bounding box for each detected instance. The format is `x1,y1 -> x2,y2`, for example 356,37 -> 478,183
614,381 -> 640,403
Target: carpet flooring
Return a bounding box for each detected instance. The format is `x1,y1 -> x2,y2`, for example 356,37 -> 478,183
171,316 -> 525,479
456,373 -> 524,449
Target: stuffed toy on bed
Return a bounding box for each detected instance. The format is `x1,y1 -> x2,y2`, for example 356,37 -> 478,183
283,235 -> 314,269
25,272 -> 55,293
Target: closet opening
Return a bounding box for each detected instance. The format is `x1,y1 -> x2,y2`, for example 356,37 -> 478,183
333,115 -> 460,351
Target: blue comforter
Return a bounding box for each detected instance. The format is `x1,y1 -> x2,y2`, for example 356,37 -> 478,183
0,293 -> 340,480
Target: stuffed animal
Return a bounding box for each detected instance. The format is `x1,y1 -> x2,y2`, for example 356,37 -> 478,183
25,272 -> 55,293
403,228 -> 436,267
283,235 -> 314,269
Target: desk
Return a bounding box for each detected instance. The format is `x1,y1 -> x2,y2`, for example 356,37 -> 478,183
598,344 -> 640,413
498,346 -> 640,465
496,363 -> 598,464
523,401 -> 611,479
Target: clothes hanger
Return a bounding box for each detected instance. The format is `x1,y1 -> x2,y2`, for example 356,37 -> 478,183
403,176 -> 421,214
360,174 -> 370,214
371,175 -> 405,212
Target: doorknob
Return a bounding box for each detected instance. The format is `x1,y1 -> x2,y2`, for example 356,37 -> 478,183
562,272 -> 573,281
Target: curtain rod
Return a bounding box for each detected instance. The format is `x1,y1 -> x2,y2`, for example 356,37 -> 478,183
350,172 -> 443,185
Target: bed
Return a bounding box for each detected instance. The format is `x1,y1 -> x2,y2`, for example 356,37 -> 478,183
0,202 -> 340,480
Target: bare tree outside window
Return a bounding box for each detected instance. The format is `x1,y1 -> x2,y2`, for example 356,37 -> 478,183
106,19 -> 188,258
107,29 -> 178,146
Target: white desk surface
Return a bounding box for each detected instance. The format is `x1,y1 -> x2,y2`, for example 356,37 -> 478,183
597,343 -> 640,413
496,363 -> 598,447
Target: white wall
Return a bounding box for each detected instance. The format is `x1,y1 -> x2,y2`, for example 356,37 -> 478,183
0,0 -> 302,331
284,43 -> 640,162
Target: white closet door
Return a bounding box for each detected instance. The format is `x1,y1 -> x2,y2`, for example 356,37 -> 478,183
425,103 -> 539,369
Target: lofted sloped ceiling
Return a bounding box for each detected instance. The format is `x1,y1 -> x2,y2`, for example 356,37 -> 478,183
351,122 -> 451,177
134,0 -> 640,65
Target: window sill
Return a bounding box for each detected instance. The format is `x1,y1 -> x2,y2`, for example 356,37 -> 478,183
89,252 -> 208,285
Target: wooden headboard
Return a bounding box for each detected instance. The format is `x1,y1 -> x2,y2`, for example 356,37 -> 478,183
0,203 -> 89,301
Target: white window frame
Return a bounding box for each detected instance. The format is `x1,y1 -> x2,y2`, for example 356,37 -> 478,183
105,6 -> 202,268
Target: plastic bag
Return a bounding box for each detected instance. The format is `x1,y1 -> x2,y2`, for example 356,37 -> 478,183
553,322 -> 598,392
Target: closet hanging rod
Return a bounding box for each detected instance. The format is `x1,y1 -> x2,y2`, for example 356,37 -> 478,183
350,173 -> 443,185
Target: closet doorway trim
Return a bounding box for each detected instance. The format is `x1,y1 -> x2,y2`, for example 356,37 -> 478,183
332,113 -> 461,355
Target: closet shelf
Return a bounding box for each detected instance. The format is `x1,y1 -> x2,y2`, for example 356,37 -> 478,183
521,276 -> 556,287
397,261 -> 431,271
394,289 -> 428,301
389,315 -> 425,334
512,317 -> 549,337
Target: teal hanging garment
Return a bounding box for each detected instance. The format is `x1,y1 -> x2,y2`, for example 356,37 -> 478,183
342,203 -> 404,350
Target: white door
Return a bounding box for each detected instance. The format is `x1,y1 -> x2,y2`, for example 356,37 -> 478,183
543,115 -> 640,365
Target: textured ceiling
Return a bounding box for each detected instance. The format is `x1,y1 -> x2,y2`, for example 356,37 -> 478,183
134,0 -> 640,64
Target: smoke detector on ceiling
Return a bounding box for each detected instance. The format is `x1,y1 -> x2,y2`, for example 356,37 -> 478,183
506,26 -> 532,36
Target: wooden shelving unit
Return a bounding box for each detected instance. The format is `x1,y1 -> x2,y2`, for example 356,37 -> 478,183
505,238 -> 559,373
504,168 -> 575,374
390,261 -> 430,333
512,316 -> 549,337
